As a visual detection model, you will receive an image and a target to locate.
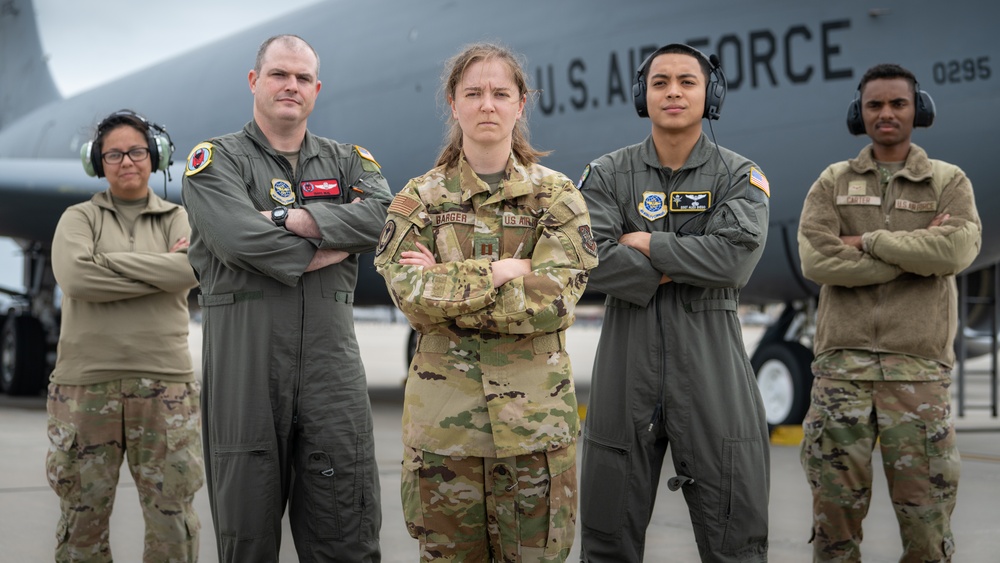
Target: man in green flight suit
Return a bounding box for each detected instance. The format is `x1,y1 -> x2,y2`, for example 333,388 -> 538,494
577,43 -> 771,562
181,34 -> 389,563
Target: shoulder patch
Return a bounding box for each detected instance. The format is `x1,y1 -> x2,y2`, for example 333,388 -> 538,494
576,164 -> 591,189
185,142 -> 214,176
387,193 -> 421,217
375,220 -> 396,257
355,145 -> 381,173
749,167 -> 770,197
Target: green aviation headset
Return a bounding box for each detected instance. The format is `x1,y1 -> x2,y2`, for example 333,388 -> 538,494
81,110 -> 173,178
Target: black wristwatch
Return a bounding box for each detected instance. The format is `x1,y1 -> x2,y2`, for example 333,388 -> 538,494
271,206 -> 289,229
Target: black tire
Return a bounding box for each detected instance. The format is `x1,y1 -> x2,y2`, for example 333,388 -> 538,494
751,342 -> 814,426
0,315 -> 47,396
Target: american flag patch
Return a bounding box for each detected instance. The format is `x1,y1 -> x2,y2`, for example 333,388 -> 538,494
749,167 -> 770,197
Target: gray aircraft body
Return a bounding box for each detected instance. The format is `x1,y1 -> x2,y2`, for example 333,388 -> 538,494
1,0 -> 998,425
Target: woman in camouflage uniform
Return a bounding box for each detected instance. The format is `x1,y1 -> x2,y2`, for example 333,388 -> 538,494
375,43 -> 598,562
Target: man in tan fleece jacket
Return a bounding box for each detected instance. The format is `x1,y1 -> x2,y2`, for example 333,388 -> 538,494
797,63 -> 981,562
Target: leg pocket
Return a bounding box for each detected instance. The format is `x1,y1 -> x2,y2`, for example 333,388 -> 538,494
163,424 -> 205,500
580,436 -> 629,537
400,446 -> 425,541
543,443 -> 577,557
213,447 -> 277,540
305,449 -> 343,540
46,417 -> 79,501
719,438 -> 769,555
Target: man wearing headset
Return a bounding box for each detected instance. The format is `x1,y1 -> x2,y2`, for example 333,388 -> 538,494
577,43 -> 771,562
798,63 -> 980,562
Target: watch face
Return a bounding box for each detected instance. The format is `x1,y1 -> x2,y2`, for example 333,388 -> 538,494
272,206 -> 288,223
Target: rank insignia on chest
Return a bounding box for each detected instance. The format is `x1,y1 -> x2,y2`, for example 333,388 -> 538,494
669,191 -> 711,212
848,181 -> 867,196
638,191 -> 667,221
475,237 -> 499,261
301,178 -> 342,199
184,142 -> 213,176
270,179 -> 295,205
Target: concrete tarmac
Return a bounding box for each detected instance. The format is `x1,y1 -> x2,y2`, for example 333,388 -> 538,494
2,312 -> 1000,562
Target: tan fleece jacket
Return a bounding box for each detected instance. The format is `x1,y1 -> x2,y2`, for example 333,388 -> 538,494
798,144 -> 981,368
50,190 -> 198,385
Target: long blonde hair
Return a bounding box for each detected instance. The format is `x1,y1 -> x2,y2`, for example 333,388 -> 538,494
435,43 -> 549,169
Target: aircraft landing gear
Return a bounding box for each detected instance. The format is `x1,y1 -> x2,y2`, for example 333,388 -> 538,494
750,301 -> 815,427
0,314 -> 47,396
751,341 -> 812,427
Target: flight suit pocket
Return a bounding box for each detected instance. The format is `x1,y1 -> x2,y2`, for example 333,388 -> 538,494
718,438 -> 769,554
213,447 -> 277,539
163,424 -> 205,500
46,417 -> 79,501
544,444 -> 578,556
580,436 -> 629,537
400,446 -> 425,540
306,450 -> 343,540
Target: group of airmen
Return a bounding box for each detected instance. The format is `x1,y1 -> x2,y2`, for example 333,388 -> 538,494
44,30 -> 978,563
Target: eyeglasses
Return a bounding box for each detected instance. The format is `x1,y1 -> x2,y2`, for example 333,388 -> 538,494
101,147 -> 150,164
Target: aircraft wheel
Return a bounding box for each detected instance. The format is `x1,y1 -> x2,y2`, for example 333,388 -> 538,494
751,342 -> 813,426
0,315 -> 47,396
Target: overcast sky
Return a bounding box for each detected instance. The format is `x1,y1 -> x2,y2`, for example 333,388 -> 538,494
0,0 -> 324,292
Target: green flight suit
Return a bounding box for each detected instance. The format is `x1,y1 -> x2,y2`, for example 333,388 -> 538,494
579,134 -> 771,563
182,121 -> 390,563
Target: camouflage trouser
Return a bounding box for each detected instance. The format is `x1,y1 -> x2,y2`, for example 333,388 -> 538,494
46,379 -> 205,563
800,378 -> 959,562
401,443 -> 577,562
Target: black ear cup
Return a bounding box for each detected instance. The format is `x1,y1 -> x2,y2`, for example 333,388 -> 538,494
633,43 -> 726,121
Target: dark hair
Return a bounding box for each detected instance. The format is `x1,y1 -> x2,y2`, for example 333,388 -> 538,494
254,34 -> 320,75
94,110 -> 149,155
435,42 -> 549,169
643,44 -> 712,84
859,63 -> 917,96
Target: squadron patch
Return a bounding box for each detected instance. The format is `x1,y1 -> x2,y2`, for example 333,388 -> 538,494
270,179 -> 295,206
301,178 -> 342,199
638,191 -> 667,221
576,164 -> 591,189
579,225 -> 598,256
375,220 -> 396,256
354,146 -> 381,172
185,142 -> 213,176
669,191 -> 711,212
749,167 -> 770,197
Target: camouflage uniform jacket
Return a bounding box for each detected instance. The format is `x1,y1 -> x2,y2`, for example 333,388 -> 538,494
798,143 -> 981,370
374,153 -> 598,458
51,190 -> 197,385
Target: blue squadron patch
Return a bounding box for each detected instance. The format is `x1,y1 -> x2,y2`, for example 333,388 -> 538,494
184,142 -> 213,176
669,191 -> 711,212
576,164 -> 591,189
638,191 -> 667,221
270,179 -> 295,206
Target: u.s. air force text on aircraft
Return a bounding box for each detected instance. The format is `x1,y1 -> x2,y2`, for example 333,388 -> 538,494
532,17 -> 993,117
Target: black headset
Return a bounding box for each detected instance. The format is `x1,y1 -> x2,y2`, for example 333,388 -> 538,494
81,110 -> 174,178
846,80 -> 936,135
633,43 -> 727,120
